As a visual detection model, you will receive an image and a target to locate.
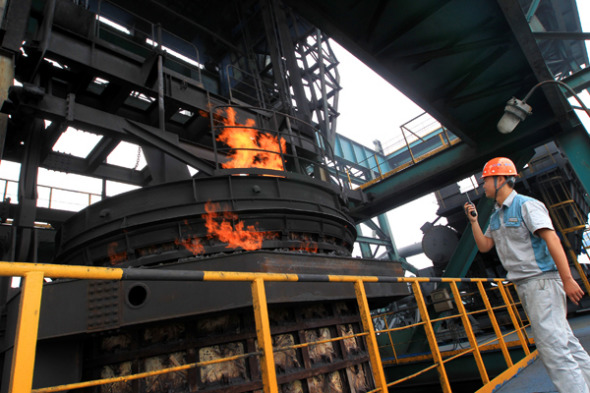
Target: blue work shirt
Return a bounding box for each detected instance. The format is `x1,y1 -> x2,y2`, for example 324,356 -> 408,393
484,190 -> 557,282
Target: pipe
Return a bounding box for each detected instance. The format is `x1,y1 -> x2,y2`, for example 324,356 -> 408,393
398,242 -> 423,258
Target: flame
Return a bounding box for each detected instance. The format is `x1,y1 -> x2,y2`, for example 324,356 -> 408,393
176,219 -> 205,255
107,241 -> 127,265
216,107 -> 286,171
174,206 -> 278,254
203,201 -> 276,251
175,236 -> 205,255
290,234 -> 318,253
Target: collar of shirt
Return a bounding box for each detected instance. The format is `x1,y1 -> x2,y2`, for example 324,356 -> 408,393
495,189 -> 518,210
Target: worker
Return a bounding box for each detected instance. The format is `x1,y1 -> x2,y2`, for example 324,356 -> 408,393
464,156 -> 590,393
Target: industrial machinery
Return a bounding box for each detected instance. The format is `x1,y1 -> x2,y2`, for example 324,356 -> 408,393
0,0 -> 408,391
0,0 -> 589,392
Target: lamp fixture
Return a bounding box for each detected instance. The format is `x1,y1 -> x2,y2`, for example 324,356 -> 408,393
497,97 -> 532,134
497,79 -> 590,134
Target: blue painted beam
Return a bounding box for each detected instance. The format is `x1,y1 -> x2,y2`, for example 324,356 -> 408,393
334,133 -> 391,173
349,142 -> 482,221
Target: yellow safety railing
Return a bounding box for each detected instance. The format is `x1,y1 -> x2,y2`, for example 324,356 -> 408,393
356,127 -> 461,190
372,280 -> 536,392
0,262 -> 536,393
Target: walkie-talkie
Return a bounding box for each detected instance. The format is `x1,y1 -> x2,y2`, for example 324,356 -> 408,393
466,193 -> 477,217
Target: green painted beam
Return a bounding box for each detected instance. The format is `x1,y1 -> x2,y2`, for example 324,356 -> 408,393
555,125 -> 590,198
563,67 -> 590,93
356,225 -> 373,259
355,235 -> 391,247
443,197 -> 495,278
349,143 -> 482,221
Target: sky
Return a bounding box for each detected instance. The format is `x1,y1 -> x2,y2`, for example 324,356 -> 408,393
0,2 -> 589,271
332,0 -> 590,269
330,41 -> 446,270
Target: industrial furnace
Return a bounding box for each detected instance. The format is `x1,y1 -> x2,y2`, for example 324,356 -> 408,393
0,0 -> 408,391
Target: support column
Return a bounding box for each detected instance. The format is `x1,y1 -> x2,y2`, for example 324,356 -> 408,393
0,0 -> 15,321
13,119 -> 44,262
0,53 -> 13,160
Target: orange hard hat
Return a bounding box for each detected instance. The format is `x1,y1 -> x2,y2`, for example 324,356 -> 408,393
481,157 -> 517,178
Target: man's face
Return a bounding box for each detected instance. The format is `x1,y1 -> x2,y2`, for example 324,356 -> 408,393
482,176 -> 504,199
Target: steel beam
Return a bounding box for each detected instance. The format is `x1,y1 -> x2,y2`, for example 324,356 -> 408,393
563,66 -> 590,94
1,254 -> 406,341
40,28 -> 220,117
555,125 -> 590,198
42,151 -> 145,185
532,31 -> 590,41
348,143 -> 480,220
0,55 -> 13,161
124,120 -> 214,176
497,0 -> 570,120
85,137 -> 121,172
14,120 -> 44,262
1,0 -> 32,52
12,92 -> 217,176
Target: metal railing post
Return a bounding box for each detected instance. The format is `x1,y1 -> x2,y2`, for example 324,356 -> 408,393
497,282 -> 530,355
476,281 -> 513,367
382,315 -> 399,363
449,281 -> 489,384
0,262 -> 546,393
9,270 -> 44,393
503,284 -> 529,329
353,279 -> 388,392
251,277 -> 278,393
411,281 -> 452,393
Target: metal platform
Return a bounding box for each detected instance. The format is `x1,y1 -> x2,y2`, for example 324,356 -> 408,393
492,312 -> 590,393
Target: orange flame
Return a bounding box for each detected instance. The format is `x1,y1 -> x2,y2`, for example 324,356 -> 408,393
107,241 -> 127,265
216,107 -> 286,171
203,201 -> 277,251
174,206 -> 277,254
175,236 -> 205,255
176,220 -> 205,255
290,234 -> 318,253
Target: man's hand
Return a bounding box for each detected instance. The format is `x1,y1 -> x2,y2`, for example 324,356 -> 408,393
464,202 -> 477,222
563,276 -> 584,305
465,202 -> 494,252
537,228 -> 585,306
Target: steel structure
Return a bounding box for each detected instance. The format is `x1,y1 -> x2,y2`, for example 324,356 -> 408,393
291,0 -> 590,219
0,0 -> 589,391
0,0 -> 394,390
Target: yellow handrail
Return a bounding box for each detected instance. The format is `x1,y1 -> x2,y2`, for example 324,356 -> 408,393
0,261 -> 535,393
375,280 -> 536,392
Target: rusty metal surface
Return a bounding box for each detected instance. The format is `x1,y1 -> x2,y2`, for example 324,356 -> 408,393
1,252 -> 407,342
80,299 -> 374,392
